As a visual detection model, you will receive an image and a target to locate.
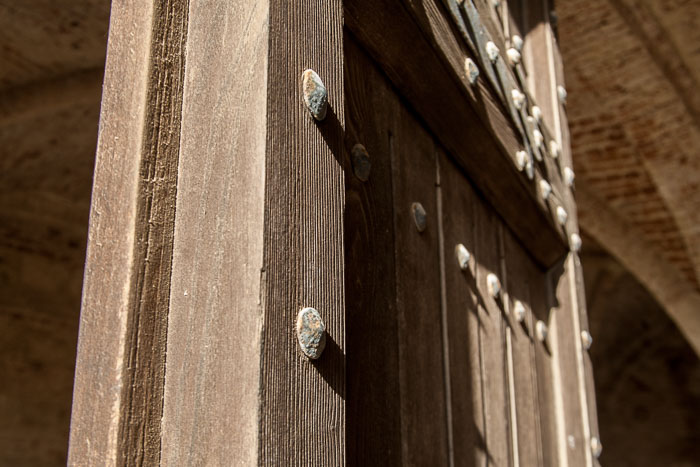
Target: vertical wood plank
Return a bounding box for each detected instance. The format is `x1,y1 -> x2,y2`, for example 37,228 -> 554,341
522,0 -> 556,132
258,0 -> 346,463
391,92 -> 449,467
548,258 -> 588,466
159,1 -> 268,465
345,37 -> 403,465
438,153 -> 487,467
474,197 -> 512,467
68,0 -> 187,464
529,264 -> 559,467
503,231 -> 544,467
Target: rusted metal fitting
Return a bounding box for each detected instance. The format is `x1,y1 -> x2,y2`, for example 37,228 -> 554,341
513,300 -> 525,323
302,69 -> 328,121
570,233 -> 582,252
465,57 -> 480,85
455,244 -> 471,270
581,330 -> 593,350
412,202 -> 427,233
590,437 -> 603,458
536,320 -> 548,342
296,307 -> 326,359
351,143 -> 371,182
487,273 -> 501,298
564,167 -> 575,187
539,180 -> 552,200
556,206 -> 568,226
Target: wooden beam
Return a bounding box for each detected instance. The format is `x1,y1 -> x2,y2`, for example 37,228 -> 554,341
68,0 -> 187,464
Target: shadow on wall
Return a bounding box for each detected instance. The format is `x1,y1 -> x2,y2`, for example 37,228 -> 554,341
581,234 -> 700,467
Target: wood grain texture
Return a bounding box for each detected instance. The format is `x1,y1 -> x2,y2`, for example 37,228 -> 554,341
390,94 -> 450,467
438,152 -> 486,467
529,263 -> 559,467
474,196 -> 511,467
503,230 -> 543,467
68,0 -> 188,464
258,0 -> 346,463
345,0 -> 568,269
159,0 -> 268,465
345,38 -> 403,465
548,258 -> 587,467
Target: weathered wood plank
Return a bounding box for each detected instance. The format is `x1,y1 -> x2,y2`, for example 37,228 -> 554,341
258,0 -> 346,463
345,37 -> 403,465
159,1 -> 268,464
345,0 -> 568,269
474,195 -> 511,467
68,0 -> 187,464
503,229 -> 543,467
437,152 -> 487,467
529,264 -> 559,467
391,85 -> 450,466
548,258 -> 588,466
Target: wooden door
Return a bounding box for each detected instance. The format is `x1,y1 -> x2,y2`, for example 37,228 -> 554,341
68,0 -> 598,465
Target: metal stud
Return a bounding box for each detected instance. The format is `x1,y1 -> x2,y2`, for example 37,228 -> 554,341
296,307 -> 326,359
549,140 -> 560,159
570,233 -> 582,252
536,320 -> 548,342
351,143 -> 371,182
556,206 -> 568,226
512,35 -> 524,52
465,57 -> 480,85
525,160 -> 534,180
539,180 -> 552,200
513,300 -> 525,323
563,167 -> 575,187
516,150 -> 528,171
486,41 -> 500,62
590,437 -> 603,458
511,89 -> 525,109
581,330 -> 593,350
506,48 -> 521,66
557,85 -> 568,105
531,105 -> 543,123
302,69 -> 328,121
533,129 -> 544,149
487,273 -> 501,298
455,244 -> 471,270
412,202 -> 427,232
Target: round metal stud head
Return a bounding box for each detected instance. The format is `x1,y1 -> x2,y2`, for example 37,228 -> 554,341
512,35 -> 524,51
351,143 -> 371,182
487,273 -> 501,298
536,320 -> 548,342
516,150 -> 528,171
570,233 -> 582,252
539,180 -> 552,200
581,330 -> 593,350
296,307 -> 326,359
455,244 -> 471,270
564,167 -> 575,187
557,85 -> 568,105
513,300 -> 525,323
531,105 -> 543,123
511,89 -> 525,109
525,161 -> 534,180
412,202 -> 427,233
590,437 -> 603,458
556,206 -> 568,226
302,69 -> 328,121
506,48 -> 522,66
533,129 -> 544,148
486,41 -> 500,62
465,57 -> 480,85
549,140 -> 560,159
